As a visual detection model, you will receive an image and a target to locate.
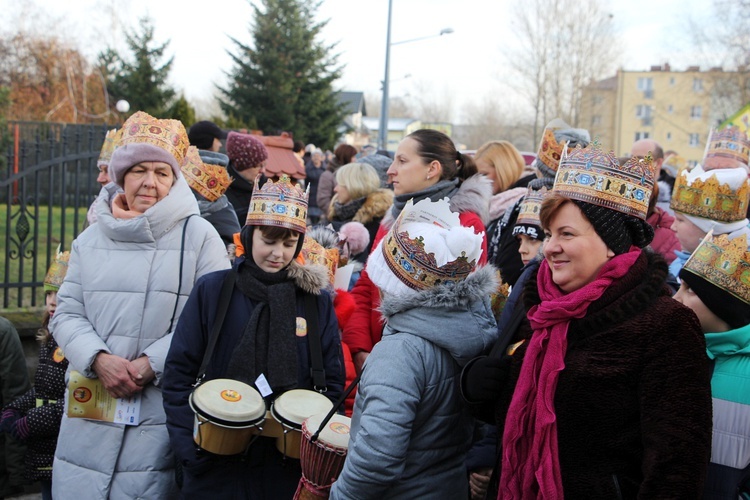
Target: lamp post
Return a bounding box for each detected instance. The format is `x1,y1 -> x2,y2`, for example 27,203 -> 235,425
377,1 -> 453,151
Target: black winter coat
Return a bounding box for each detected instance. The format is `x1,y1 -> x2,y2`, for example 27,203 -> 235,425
162,258 -> 345,499
5,332 -> 67,482
484,251 -> 713,499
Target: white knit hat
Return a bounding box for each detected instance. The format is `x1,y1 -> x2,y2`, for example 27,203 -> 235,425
366,198 -> 484,297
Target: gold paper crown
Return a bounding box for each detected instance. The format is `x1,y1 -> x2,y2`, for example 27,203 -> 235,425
670,168 -> 750,222
44,249 -> 70,292
683,233 -> 750,305
663,154 -> 688,173
245,174 -> 309,233
536,128 -> 566,172
181,146 -> 233,202
300,236 -> 339,287
516,187 -> 548,227
382,199 -> 480,290
553,142 -> 656,220
118,111 -> 190,165
98,128 -> 121,166
704,126 -> 750,167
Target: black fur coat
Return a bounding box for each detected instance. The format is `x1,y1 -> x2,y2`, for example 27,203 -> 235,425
490,251 -> 712,499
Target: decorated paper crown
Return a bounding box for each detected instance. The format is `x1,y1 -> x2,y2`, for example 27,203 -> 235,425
118,111 -> 190,166
382,198 -> 483,291
513,187 -> 548,240
245,174 -> 309,233
44,249 -> 70,292
553,142 -> 656,220
661,154 -> 689,177
97,128 -> 121,166
683,233 -> 750,305
300,235 -> 339,287
516,187 -> 548,226
536,127 -> 567,173
181,146 -> 233,202
670,165 -> 750,222
704,126 -> 750,168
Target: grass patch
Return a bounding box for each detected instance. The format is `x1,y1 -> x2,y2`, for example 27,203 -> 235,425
0,204 -> 88,309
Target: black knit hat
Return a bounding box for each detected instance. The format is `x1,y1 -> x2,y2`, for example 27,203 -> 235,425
188,121 -> 227,150
680,268 -> 750,330
573,200 -> 655,255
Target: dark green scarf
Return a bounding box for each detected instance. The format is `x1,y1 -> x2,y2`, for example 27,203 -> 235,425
225,259 -> 299,393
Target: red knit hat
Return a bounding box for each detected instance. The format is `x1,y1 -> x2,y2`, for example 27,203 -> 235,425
226,131 -> 268,172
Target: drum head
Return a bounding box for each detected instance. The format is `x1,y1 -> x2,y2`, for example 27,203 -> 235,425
272,389 -> 333,428
304,412 -> 351,449
190,379 -> 265,426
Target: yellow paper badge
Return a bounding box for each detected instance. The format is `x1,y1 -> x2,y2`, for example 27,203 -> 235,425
53,347 -> 65,363
296,317 -> 307,337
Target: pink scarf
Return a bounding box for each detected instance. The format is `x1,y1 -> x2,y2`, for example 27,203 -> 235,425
498,248 -> 641,499
111,193 -> 141,220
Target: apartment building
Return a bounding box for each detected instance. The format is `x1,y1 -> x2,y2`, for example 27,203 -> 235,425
580,64 -> 743,165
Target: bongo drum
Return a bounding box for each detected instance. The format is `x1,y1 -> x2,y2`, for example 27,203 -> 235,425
271,389 -> 333,459
189,379 -> 266,456
294,412 -> 351,499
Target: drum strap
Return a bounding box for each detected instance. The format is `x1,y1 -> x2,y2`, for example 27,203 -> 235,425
311,371 -> 362,443
304,293 -> 327,392
194,268 -> 237,386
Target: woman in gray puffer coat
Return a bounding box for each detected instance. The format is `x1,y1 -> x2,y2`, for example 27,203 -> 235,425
331,198 -> 498,500
50,112 -> 229,500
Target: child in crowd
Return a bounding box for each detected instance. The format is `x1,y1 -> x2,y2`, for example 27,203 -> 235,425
0,251 -> 70,500
163,174 -> 344,499
674,233 -> 750,499
512,186 -> 547,267
669,126 -> 750,278
331,198 -> 498,499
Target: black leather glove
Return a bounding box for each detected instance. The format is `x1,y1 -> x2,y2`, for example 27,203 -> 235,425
461,355 -> 511,403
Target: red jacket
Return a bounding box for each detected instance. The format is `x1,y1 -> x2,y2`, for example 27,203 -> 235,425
343,210 -> 488,355
647,207 -> 680,264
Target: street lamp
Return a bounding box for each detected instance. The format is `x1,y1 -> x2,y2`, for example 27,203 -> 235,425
377,0 -> 453,150
115,100 -> 130,114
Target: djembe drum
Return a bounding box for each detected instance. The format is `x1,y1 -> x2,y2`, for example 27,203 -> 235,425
294,412 -> 351,499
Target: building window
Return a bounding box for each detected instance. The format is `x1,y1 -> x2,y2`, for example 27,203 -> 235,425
693,78 -> 703,91
635,132 -> 650,141
635,105 -> 652,118
667,132 -> 672,140
689,133 -> 700,146
690,106 -> 702,119
592,95 -> 603,106
670,77 -> 675,85
637,77 -> 653,91
667,104 -> 673,113
591,115 -> 602,126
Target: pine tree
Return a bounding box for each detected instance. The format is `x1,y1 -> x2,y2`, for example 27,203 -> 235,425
167,94 -> 196,127
99,17 -> 176,118
220,0 -> 345,149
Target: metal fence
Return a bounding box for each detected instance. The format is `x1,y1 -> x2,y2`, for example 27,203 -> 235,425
1,121 -> 111,309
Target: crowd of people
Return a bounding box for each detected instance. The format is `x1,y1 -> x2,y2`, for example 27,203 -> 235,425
0,109 -> 749,500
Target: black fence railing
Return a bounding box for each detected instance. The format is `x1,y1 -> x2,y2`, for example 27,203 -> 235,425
1,121 -> 112,309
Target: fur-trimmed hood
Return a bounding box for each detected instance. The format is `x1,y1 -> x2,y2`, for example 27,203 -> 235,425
379,265 -> 499,366
286,260 -> 330,295
328,189 -> 394,225
380,174 -> 492,230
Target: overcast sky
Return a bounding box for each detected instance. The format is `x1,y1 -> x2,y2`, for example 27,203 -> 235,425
2,0 -> 714,121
